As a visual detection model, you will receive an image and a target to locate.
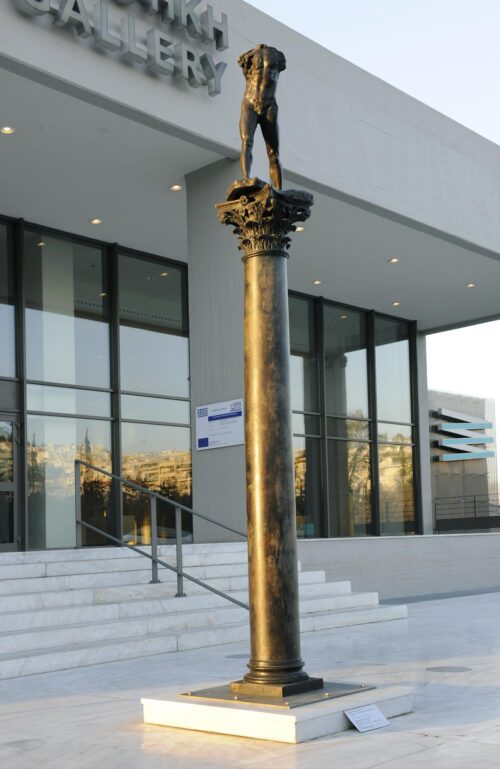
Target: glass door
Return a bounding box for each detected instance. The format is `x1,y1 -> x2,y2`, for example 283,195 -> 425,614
0,417 -> 18,552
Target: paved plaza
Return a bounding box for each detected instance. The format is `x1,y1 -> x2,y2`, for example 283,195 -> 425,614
0,591 -> 499,769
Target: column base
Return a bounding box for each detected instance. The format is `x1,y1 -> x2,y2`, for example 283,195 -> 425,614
230,676 -> 324,699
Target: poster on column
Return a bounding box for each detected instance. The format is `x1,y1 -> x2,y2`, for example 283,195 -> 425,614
196,399 -> 245,450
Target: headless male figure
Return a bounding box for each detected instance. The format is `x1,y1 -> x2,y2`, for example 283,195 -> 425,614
238,45 -> 286,190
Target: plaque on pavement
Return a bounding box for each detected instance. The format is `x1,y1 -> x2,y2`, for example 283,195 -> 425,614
344,704 -> 390,732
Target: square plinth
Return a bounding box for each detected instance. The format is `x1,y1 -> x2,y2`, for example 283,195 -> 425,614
142,684 -> 413,743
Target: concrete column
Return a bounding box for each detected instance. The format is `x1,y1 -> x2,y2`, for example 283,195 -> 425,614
416,332 -> 434,534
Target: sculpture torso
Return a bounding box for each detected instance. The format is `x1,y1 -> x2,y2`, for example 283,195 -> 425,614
240,46 -> 285,115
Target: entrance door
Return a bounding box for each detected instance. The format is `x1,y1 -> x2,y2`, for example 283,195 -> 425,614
0,417 -> 18,552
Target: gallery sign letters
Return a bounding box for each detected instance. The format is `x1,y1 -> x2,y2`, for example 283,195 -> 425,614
15,0 -> 228,95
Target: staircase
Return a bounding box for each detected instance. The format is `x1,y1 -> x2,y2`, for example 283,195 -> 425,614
0,543 -> 407,680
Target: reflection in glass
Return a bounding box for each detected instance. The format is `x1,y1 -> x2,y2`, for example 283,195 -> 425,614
27,385 -> 110,418
328,440 -> 372,536
119,254 -> 189,397
289,296 -> 318,413
0,223 -> 15,378
292,413 -> 321,436
324,305 -> 368,418
27,416 -> 112,549
0,422 -> 13,482
328,418 -> 369,441
0,492 -> 14,545
378,444 -> 415,534
378,422 -> 413,444
293,436 -> 322,538
121,422 -> 192,544
121,395 -> 190,425
24,232 -> 110,387
375,316 -> 411,423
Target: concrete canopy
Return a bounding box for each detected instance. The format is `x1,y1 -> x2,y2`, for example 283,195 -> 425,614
1,64 -> 499,333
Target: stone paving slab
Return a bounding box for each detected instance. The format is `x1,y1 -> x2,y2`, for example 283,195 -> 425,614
0,591 -> 499,768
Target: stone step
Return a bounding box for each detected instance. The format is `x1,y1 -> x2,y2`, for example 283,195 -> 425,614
300,604 -> 408,632
0,587 -> 380,654
0,587 -> 95,614
0,584 -> 369,633
0,604 -> 407,681
0,542 -> 248,567
0,563 -> 320,599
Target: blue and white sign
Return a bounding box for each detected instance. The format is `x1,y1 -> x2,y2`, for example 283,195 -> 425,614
196,399 -> 244,451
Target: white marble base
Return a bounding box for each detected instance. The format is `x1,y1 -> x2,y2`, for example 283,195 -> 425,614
142,684 -> 413,743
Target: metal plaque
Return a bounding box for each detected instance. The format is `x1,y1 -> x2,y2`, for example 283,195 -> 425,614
180,681 -> 375,709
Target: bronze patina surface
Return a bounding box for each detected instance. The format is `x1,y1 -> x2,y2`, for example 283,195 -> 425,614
216,176 -> 317,697
238,45 -> 286,189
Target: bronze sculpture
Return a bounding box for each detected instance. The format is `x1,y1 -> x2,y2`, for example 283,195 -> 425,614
238,44 -> 286,189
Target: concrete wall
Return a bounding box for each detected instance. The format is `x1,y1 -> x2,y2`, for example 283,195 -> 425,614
2,0 -> 500,253
298,533 -> 500,600
186,159 -> 247,542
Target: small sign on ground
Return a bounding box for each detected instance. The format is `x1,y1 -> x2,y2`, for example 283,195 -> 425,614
344,704 -> 390,732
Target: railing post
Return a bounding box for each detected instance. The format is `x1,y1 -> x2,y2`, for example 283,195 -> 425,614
175,505 -> 185,597
474,495 -> 478,519
150,496 -> 159,584
75,461 -> 82,548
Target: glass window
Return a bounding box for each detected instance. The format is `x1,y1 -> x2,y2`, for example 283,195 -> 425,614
24,232 -> 110,388
27,416 -> 112,549
289,295 -> 318,413
294,436 -> 322,538
378,422 -> 413,444
328,418 -> 370,441
121,422 -> 192,544
121,395 -> 189,425
378,444 -> 415,534
27,385 -> 110,418
0,492 -> 14,545
292,413 -> 321,436
375,316 -> 411,423
328,440 -> 372,536
324,305 -> 368,418
0,223 -> 16,378
119,255 -> 189,397
0,422 -> 14,483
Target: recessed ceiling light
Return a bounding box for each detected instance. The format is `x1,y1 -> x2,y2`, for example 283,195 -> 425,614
387,257 -> 399,264
160,272 -> 168,277
466,282 -> 476,288
295,225 -> 305,232
392,301 -> 401,307
340,314 -> 348,320
312,279 -> 322,285
37,241 -> 46,248
90,218 -> 102,225
1,126 -> 15,135
170,184 -> 183,192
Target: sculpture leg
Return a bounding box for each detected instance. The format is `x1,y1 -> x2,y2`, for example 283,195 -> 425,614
261,109 -> 282,189
239,101 -> 258,180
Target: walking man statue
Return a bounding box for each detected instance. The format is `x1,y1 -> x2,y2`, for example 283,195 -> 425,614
238,44 -> 286,189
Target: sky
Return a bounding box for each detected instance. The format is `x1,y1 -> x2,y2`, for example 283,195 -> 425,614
245,0 -> 500,145
248,0 -> 500,482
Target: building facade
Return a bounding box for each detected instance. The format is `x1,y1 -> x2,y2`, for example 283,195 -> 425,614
1,0 -> 500,595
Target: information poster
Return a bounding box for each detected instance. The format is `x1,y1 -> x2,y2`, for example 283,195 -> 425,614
196,399 -> 245,451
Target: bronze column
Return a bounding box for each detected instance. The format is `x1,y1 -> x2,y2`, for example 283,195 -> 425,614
217,181 -> 323,698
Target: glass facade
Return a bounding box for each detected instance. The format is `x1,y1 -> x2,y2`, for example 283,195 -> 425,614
290,294 -> 418,538
0,224 -> 15,378
0,217 -> 190,550
0,213 -> 419,550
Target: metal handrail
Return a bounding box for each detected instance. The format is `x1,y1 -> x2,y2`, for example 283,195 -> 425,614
75,460 -> 248,611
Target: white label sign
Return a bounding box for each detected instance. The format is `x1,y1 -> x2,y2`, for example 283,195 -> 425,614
196,399 -> 244,451
344,704 -> 390,733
